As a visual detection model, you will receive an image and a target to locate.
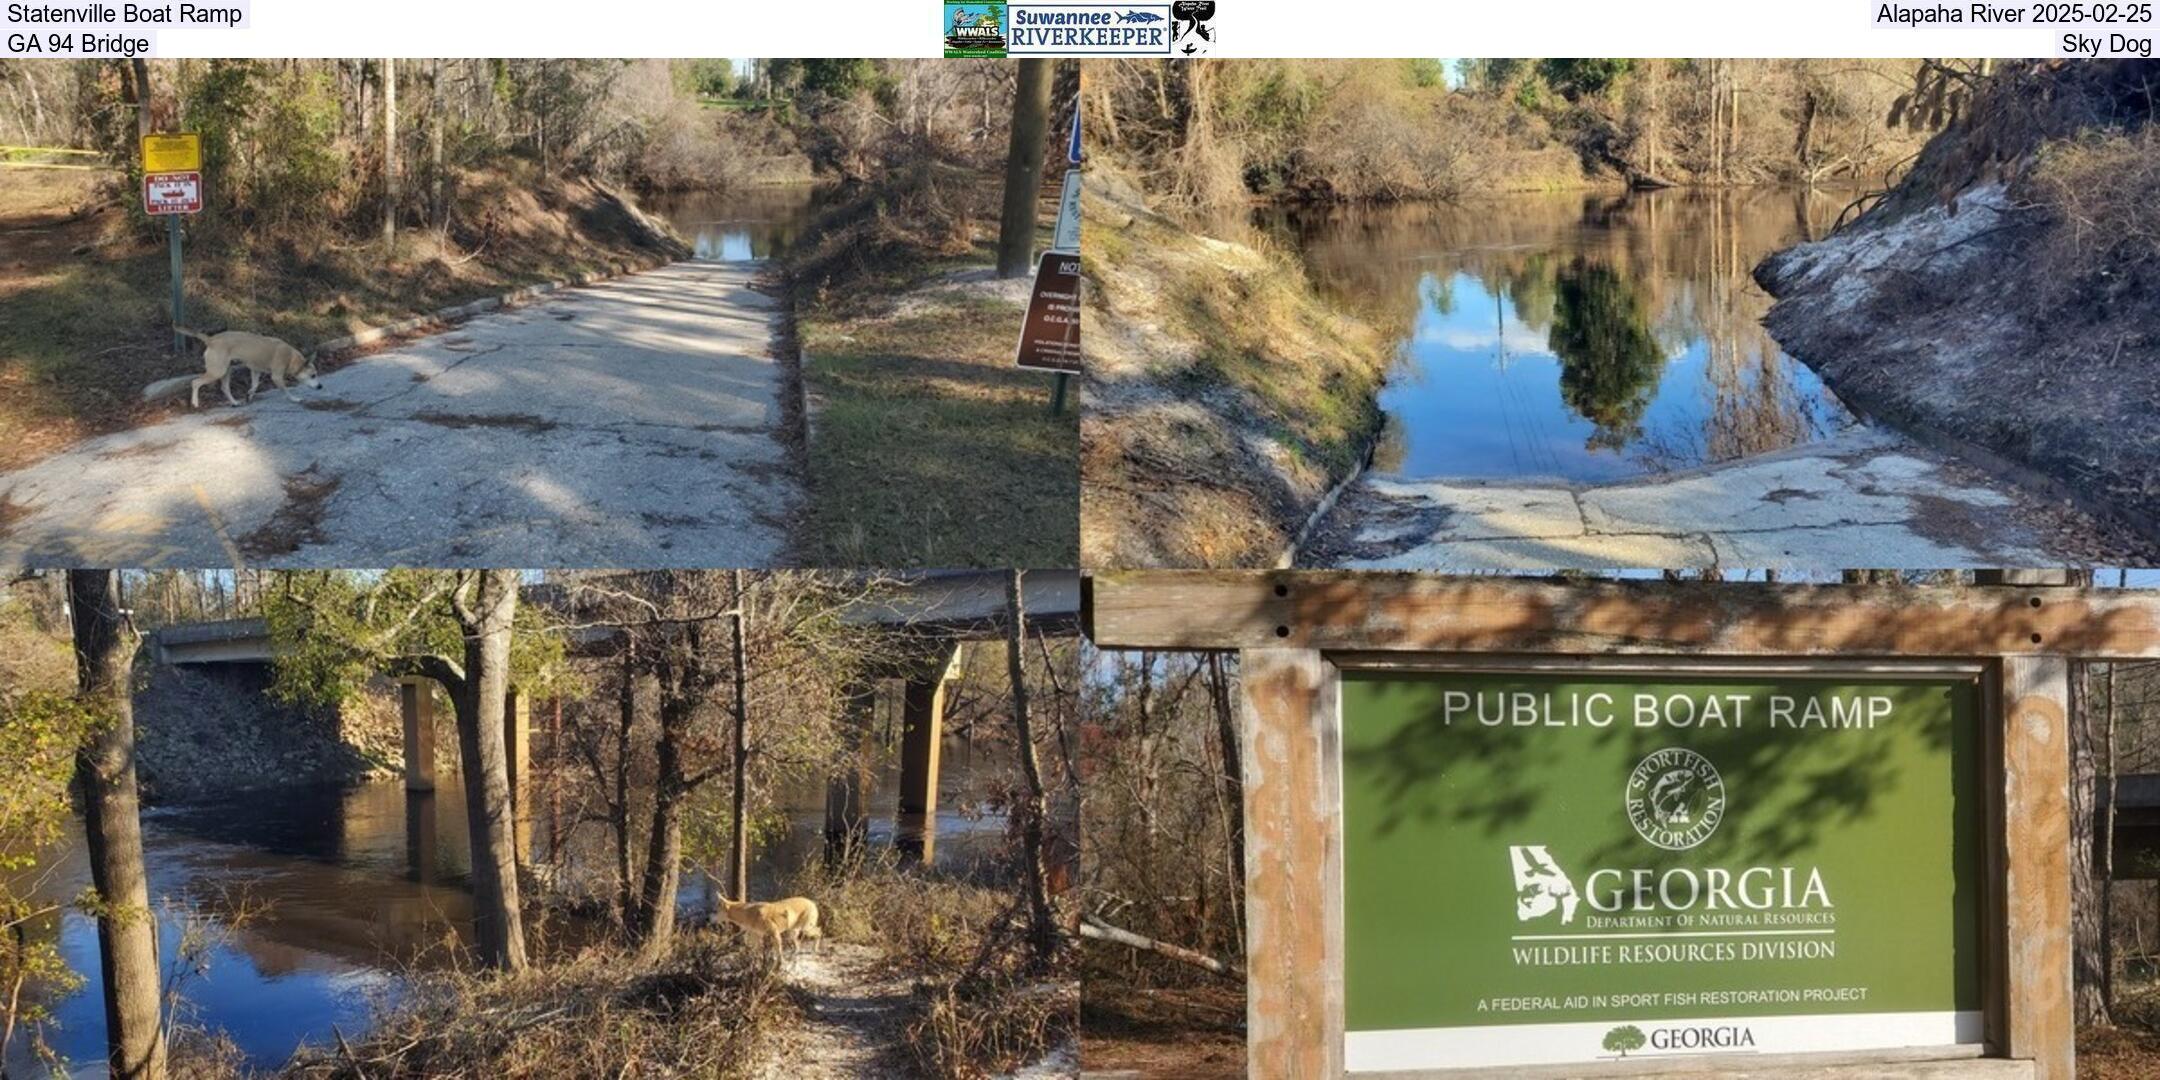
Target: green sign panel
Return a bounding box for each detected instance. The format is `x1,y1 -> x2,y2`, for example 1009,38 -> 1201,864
1340,671 -> 1983,1072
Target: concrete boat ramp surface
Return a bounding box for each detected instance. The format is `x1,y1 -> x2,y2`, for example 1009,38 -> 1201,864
0,261 -> 794,568
1298,427 -> 2098,571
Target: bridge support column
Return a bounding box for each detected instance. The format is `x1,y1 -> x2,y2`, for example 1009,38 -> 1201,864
400,678 -> 436,793
404,789 -> 439,885
897,643 -> 962,866
505,687 -> 532,863
824,682 -> 879,864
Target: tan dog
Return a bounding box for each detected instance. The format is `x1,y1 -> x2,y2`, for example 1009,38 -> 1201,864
179,328 -> 321,408
717,893 -> 823,960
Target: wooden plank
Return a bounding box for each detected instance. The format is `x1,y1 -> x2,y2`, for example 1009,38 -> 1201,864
1240,648 -> 1344,1080
1999,656 -> 2074,1080
1088,572 -> 2160,659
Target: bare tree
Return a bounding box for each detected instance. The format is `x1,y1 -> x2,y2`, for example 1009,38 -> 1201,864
265,569 -> 542,971
1005,569 -> 1058,961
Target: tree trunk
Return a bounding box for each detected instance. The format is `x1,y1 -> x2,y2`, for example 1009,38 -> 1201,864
1004,569 -> 1059,962
614,649 -> 640,930
66,571 -> 168,1080
128,59 -> 151,142
1207,653 -> 1245,926
635,696 -> 689,956
728,568 -> 751,903
452,570 -> 527,971
429,59 -> 447,227
381,58 -> 398,254
996,59 -> 1054,279
2103,660 -> 2119,1014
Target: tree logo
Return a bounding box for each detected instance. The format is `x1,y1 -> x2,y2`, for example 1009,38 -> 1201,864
1509,845 -> 1580,924
1626,747 -> 1725,851
1603,1025 -> 1647,1058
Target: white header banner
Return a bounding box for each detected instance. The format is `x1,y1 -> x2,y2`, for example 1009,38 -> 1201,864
5,1 -> 2150,59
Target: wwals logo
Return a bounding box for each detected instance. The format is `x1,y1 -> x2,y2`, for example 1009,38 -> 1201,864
944,3 -> 1010,56
1626,747 -> 1726,851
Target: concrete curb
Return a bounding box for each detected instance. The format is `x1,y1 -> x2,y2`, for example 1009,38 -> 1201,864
1278,435 -> 1379,570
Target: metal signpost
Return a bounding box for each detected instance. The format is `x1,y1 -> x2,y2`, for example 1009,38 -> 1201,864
1081,570 -> 2152,1080
141,133 -> 203,355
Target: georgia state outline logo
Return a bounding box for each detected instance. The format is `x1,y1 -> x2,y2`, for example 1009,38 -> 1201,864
1625,747 -> 1725,851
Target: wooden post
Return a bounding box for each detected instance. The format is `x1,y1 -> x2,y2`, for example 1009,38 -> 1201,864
2002,654 -> 2076,1080
1239,648 -> 1343,1080
399,678 -> 436,793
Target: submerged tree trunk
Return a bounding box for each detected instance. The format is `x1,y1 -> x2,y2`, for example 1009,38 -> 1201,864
996,59 -> 1054,278
451,570 -> 527,971
1004,569 -> 1059,962
67,571 -> 168,1080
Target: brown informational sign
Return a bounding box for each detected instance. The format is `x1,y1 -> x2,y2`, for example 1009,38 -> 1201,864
1015,249 -> 1080,374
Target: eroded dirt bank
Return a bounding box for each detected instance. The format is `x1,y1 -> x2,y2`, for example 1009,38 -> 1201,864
1756,60 -> 2160,543
1080,168 -> 1393,569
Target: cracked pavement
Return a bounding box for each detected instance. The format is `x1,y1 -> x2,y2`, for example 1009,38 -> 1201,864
0,261 -> 796,568
1298,427 -> 2078,571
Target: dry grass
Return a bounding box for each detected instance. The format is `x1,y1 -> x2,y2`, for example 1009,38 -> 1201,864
1081,167 -> 1393,569
787,165 -> 1078,568
2028,127 -> 2160,288
791,855 -> 1077,1078
280,937 -> 785,1079
0,165 -> 683,472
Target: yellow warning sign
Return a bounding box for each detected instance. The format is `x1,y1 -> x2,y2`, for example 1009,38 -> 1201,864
141,133 -> 201,173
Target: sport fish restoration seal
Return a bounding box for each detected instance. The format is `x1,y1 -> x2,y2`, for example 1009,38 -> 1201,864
1338,671 -> 1984,1072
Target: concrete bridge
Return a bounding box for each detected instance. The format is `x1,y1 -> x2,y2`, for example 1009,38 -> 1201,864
146,570 -> 1082,866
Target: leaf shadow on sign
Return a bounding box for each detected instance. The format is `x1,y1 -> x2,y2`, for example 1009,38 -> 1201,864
1342,675 -> 1972,876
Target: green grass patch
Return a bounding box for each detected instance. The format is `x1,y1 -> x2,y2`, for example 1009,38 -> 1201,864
795,263 -> 1079,568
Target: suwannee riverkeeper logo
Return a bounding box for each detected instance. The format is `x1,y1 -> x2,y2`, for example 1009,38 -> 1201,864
1626,748 -> 1726,851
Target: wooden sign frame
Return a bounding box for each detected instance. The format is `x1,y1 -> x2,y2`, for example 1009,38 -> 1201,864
1083,571 -> 2160,1080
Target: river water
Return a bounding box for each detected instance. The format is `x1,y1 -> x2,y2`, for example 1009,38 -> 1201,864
1259,187 -> 1861,483
647,184 -> 826,263
12,748 -> 1009,1073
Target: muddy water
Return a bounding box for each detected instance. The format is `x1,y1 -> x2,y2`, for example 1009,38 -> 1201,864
12,749 -> 1008,1072
1260,187 -> 1861,483
648,184 -> 827,263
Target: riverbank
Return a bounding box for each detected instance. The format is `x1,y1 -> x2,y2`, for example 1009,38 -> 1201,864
1756,60 -> 2160,548
783,167 -> 1079,567
0,164 -> 688,473
1081,167 -> 1393,569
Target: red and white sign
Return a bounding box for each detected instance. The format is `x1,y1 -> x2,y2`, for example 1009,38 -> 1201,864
143,171 -> 203,215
